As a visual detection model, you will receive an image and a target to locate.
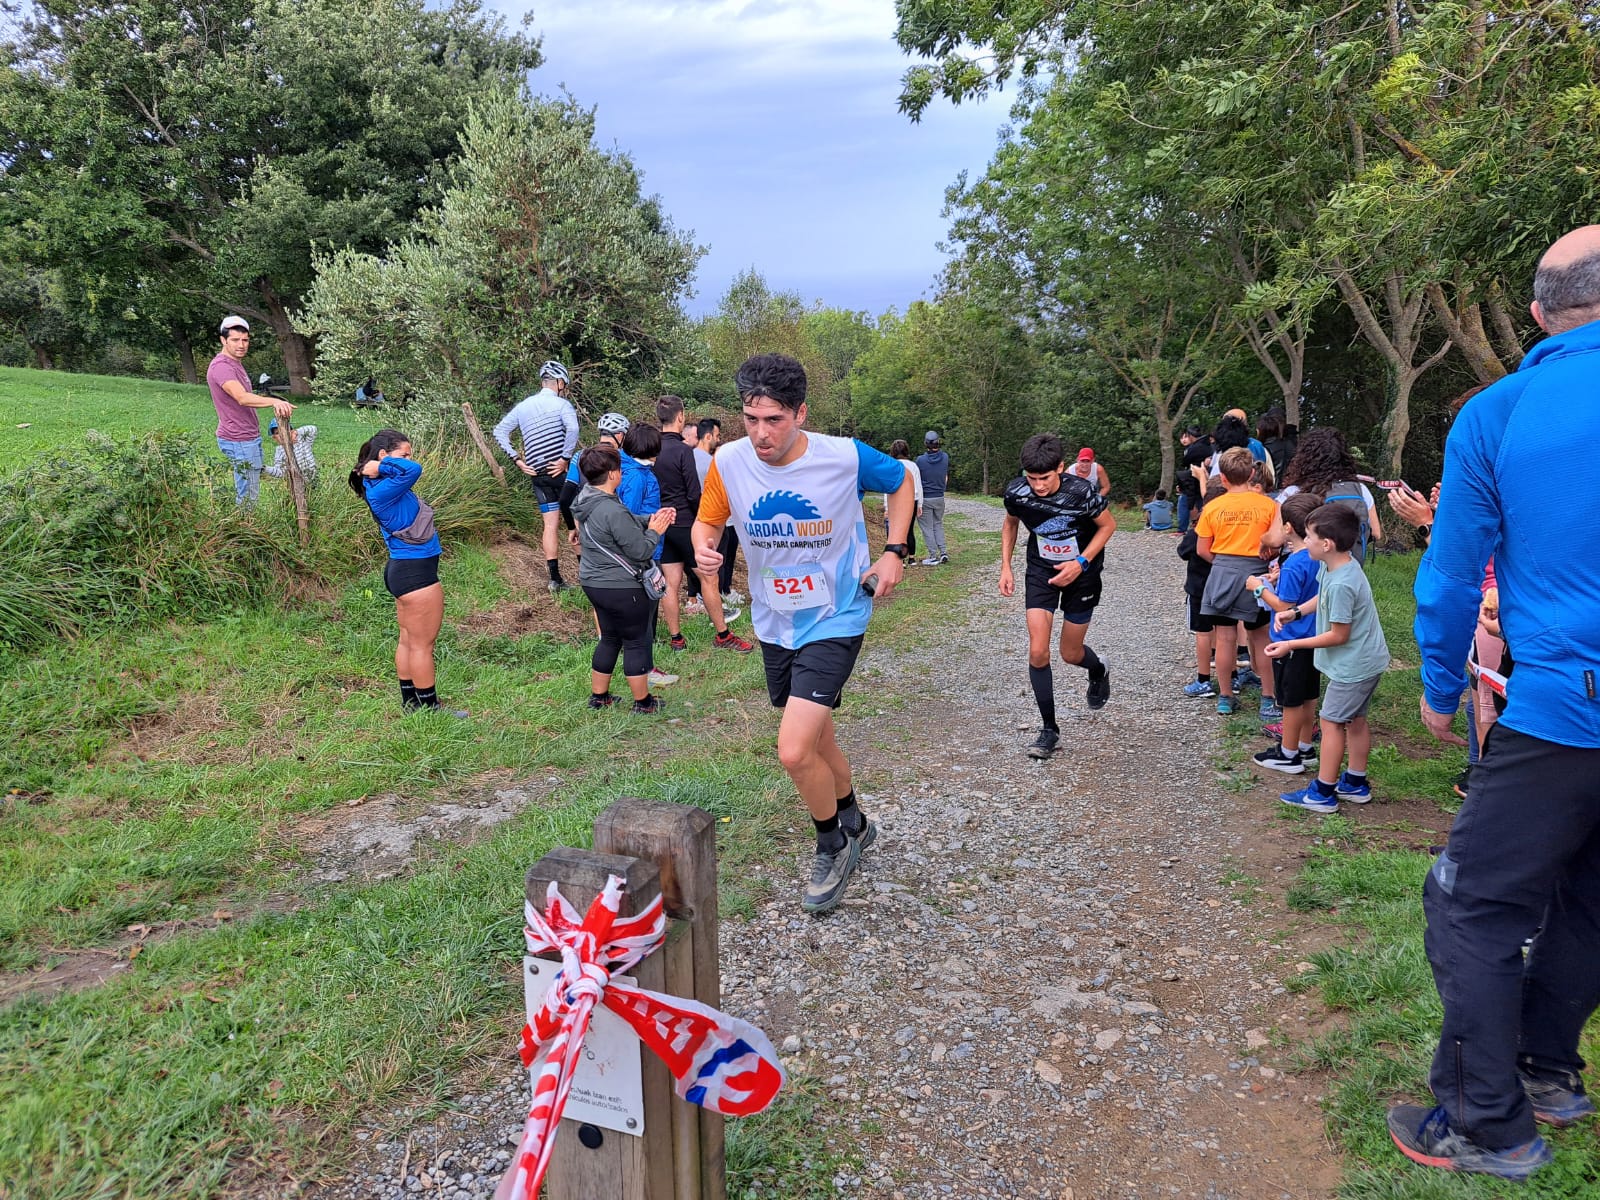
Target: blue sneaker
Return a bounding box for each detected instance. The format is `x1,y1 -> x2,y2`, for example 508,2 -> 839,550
1387,1104 -> 1552,1179
1279,784 -> 1339,814
1182,678 -> 1217,699
1520,1067 -> 1598,1127
1335,773 -> 1372,804
1216,695 -> 1237,716
1259,698 -> 1283,722
1232,667 -> 1262,692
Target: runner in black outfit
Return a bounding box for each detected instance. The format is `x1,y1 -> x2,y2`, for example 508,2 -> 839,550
999,433 -> 1118,759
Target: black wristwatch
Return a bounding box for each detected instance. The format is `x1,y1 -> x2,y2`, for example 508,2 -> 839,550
884,543 -> 910,560
1416,523 -> 1432,543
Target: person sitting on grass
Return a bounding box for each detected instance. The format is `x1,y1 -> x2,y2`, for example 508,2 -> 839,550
1177,483 -> 1227,698
1247,492 -> 1325,774
1195,447 -> 1283,719
1142,489 -> 1174,531
1264,504 -> 1390,813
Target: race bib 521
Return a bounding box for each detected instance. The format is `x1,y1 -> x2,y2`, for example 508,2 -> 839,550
761,564 -> 834,612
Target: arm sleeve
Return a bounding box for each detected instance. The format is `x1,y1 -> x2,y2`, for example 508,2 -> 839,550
493,404 -> 521,458
697,460 -> 732,526
854,439 -> 910,495
560,403 -> 579,459
266,445 -> 287,477
1415,402 -> 1503,714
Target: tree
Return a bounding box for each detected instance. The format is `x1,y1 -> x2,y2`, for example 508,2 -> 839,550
800,307 -> 878,436
296,92 -> 703,428
701,270 -> 834,418
1,0 -> 539,392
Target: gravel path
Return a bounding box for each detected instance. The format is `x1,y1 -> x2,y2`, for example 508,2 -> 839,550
311,498 -> 1340,1200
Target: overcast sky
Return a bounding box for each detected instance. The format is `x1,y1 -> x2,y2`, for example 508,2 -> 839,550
492,1 -> 1005,318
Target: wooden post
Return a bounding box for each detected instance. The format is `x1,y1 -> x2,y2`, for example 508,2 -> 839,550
272,417 -> 311,548
594,799 -> 725,1200
462,401 -> 507,485
526,847 -> 675,1200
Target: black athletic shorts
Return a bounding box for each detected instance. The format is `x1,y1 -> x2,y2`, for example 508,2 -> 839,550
529,472 -> 564,514
384,555 -> 440,598
660,524 -> 698,567
761,635 -> 864,710
1273,647 -> 1321,708
1187,592 -> 1216,634
1024,566 -> 1102,625
1209,608 -> 1270,631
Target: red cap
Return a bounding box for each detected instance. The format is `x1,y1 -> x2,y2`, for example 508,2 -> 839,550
1077,448 -> 1094,461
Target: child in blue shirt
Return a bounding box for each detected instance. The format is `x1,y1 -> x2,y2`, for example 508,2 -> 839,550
1143,489 -> 1175,531
1247,493 -> 1324,773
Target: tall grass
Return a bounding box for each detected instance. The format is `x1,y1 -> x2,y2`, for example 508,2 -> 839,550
1,431 -> 533,652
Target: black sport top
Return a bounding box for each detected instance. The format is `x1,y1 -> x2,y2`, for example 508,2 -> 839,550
1002,473 -> 1108,576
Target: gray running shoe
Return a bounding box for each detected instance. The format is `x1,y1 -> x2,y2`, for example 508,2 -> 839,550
845,816 -> 878,851
801,836 -> 862,914
1027,728 -> 1060,759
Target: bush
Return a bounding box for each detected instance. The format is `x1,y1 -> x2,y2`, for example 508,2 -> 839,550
0,430 -> 533,651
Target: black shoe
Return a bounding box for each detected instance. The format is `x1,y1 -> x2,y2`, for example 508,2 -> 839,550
1520,1066 -> 1598,1126
587,693 -> 618,709
631,695 -> 664,714
1027,728 -> 1060,759
1086,664 -> 1111,710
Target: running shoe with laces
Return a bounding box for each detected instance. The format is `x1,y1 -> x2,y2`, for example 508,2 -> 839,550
631,695 -> 665,715
1520,1065 -> 1598,1126
1026,728 -> 1060,759
1183,678 -> 1217,699
668,633 -> 688,652
547,580 -> 572,594
918,556 -> 940,566
719,607 -> 742,624
1387,1104 -> 1552,1179
1279,784 -> 1339,814
682,597 -> 707,617
1216,695 -> 1238,716
937,554 -> 949,564
723,589 -> 747,606
1252,744 -> 1304,774
801,835 -> 862,914
844,815 -> 879,852
586,693 -> 618,710
1261,721 -> 1283,739
1259,697 -> 1283,722
1086,663 -> 1111,710
1334,772 -> 1372,803
713,628 -> 755,653
647,668 -> 679,687
1232,666 -> 1262,692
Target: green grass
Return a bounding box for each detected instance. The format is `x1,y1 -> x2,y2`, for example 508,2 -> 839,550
0,365 -> 386,463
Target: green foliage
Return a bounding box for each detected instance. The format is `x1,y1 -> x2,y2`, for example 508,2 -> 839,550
298,91 -> 704,429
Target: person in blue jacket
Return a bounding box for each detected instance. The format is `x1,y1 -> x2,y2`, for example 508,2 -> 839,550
349,429 -> 463,716
1394,225 -> 1600,1180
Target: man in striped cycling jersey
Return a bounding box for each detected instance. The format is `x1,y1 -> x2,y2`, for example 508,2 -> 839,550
495,361 -> 580,592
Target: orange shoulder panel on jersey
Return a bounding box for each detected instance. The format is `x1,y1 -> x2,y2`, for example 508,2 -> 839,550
698,459 -> 732,526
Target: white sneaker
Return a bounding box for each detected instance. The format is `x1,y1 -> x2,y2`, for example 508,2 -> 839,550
719,607 -> 742,623
919,556 -> 940,566
722,590 -> 746,606
647,668 -> 679,687
683,597 -> 707,617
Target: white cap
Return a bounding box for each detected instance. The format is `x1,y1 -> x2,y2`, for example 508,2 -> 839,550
220,315 -> 250,334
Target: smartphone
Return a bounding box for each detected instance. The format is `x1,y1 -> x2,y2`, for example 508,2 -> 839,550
1357,474 -> 1420,497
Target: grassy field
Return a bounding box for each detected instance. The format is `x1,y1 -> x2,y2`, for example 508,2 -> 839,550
0,365 -> 391,464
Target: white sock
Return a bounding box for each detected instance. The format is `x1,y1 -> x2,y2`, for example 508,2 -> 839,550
1299,742 -> 1314,753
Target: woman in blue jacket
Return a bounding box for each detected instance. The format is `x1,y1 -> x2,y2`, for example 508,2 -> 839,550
348,429 -> 461,715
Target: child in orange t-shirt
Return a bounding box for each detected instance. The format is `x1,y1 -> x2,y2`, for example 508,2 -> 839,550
1196,447 -> 1283,717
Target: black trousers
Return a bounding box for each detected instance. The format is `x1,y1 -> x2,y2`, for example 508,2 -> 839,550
583,586 -> 654,679
717,526 -> 740,595
1423,724 -> 1600,1148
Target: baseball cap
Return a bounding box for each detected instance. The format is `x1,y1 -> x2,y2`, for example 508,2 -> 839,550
924,430 -> 941,444
1077,447 -> 1094,461
219,315 -> 250,334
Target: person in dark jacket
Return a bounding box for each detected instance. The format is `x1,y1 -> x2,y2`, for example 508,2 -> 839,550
573,445 -> 677,713
1176,425 -> 1211,534
1176,483 -> 1228,698
349,429 -> 463,716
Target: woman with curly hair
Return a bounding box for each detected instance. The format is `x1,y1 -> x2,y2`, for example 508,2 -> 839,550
1273,427 -> 1384,548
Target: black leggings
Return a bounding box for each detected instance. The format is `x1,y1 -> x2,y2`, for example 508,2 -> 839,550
584,585 -> 655,678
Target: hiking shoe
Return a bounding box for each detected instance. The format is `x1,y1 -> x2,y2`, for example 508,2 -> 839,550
1183,678 -> 1217,699
1453,766 -> 1472,800
723,589 -> 747,606
1280,785 -> 1339,814
1259,698 -> 1283,722
647,668 -> 679,687
1520,1066 -> 1598,1127
713,629 -> 755,653
1335,773 -> 1372,803
631,695 -> 665,715
1387,1104 -> 1552,1179
1232,667 -> 1262,692
1216,695 -> 1237,716
1086,664 -> 1111,710
845,816 -> 879,852
1253,745 -> 1305,774
586,693 -> 618,710
1027,728 -> 1060,759
801,836 -> 862,914
668,633 -> 688,652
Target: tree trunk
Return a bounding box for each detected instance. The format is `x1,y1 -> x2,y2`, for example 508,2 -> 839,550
1156,413 -> 1176,495
1379,368 -> 1416,478
31,344 -> 53,370
176,332 -> 198,384
257,277 -> 315,396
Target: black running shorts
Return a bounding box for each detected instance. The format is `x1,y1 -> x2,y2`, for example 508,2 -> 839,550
1187,592 -> 1216,634
761,635 -> 865,710
1209,608 -> 1270,631
384,555 -> 440,598
1024,566 -> 1102,625
1273,647 -> 1321,708
529,472 -> 563,514
659,524 -> 698,567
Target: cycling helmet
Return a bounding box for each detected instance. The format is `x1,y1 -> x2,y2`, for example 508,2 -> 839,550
538,360 -> 570,384
597,412 -> 631,435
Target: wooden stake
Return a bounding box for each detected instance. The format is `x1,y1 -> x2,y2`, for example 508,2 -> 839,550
273,418 -> 311,549
462,401 -> 506,486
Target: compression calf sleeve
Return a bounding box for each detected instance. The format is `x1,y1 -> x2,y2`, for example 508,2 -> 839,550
1079,646 -> 1106,678
1029,664 -> 1058,731
546,558 -> 563,583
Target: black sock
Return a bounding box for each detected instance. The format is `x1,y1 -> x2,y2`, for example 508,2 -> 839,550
1028,664 -> 1057,731
1344,768 -> 1367,783
415,685 -> 440,709
547,558 -> 562,583
400,678 -> 419,708
1196,673 -> 1211,684
813,813 -> 845,853
836,790 -> 862,832
1079,646 -> 1105,678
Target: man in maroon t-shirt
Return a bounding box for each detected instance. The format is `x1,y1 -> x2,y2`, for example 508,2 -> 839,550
207,315 -> 295,504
